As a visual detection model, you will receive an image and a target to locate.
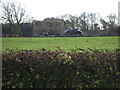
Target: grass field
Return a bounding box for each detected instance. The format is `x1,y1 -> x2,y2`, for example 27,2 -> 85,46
2,36 -> 119,51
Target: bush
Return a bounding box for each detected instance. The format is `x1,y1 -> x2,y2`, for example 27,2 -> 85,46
2,48 -> 120,88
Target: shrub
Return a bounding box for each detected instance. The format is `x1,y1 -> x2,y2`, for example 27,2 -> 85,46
2,48 -> 120,88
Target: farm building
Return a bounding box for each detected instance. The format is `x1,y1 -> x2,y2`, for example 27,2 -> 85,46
64,29 -> 84,36
32,18 -> 65,36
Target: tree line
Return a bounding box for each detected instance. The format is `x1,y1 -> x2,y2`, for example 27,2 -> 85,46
0,1 -> 119,37
57,13 -> 118,36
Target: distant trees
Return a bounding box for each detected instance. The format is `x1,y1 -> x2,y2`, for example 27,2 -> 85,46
80,12 -> 89,35
58,14 -> 78,29
32,12 -> 118,37
88,13 -> 97,30
0,1 -> 32,36
107,13 -> 117,35
100,13 -> 117,36
57,12 -> 118,36
0,2 -> 118,37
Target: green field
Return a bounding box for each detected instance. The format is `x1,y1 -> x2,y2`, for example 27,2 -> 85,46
2,36 -> 119,51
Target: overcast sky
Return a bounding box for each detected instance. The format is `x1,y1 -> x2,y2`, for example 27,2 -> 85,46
0,0 -> 119,21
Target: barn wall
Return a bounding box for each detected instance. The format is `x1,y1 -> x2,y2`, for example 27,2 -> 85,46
33,18 -> 65,36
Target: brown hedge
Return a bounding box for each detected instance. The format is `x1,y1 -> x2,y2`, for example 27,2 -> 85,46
2,48 -> 120,88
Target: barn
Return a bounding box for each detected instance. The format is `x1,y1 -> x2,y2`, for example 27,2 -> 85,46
32,18 -> 65,37
64,29 -> 83,36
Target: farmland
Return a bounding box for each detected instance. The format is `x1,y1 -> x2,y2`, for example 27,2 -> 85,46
2,36 -> 119,51
2,36 -> 120,88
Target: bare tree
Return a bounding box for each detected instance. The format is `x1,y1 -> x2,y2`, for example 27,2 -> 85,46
107,13 -> 117,35
58,14 -> 74,29
88,13 -> 97,30
107,13 -> 117,25
0,1 -> 29,36
59,14 -> 82,29
80,12 -> 89,35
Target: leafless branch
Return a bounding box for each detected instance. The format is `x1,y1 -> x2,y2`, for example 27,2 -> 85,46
1,2 -> 27,24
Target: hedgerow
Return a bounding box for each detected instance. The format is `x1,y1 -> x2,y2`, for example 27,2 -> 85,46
2,48 -> 120,88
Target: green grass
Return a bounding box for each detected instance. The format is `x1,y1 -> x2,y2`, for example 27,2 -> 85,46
2,36 -> 119,51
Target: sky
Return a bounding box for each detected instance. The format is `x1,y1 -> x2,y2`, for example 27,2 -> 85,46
0,0 -> 119,21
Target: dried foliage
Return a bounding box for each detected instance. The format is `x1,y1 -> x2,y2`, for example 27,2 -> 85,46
2,48 -> 120,88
